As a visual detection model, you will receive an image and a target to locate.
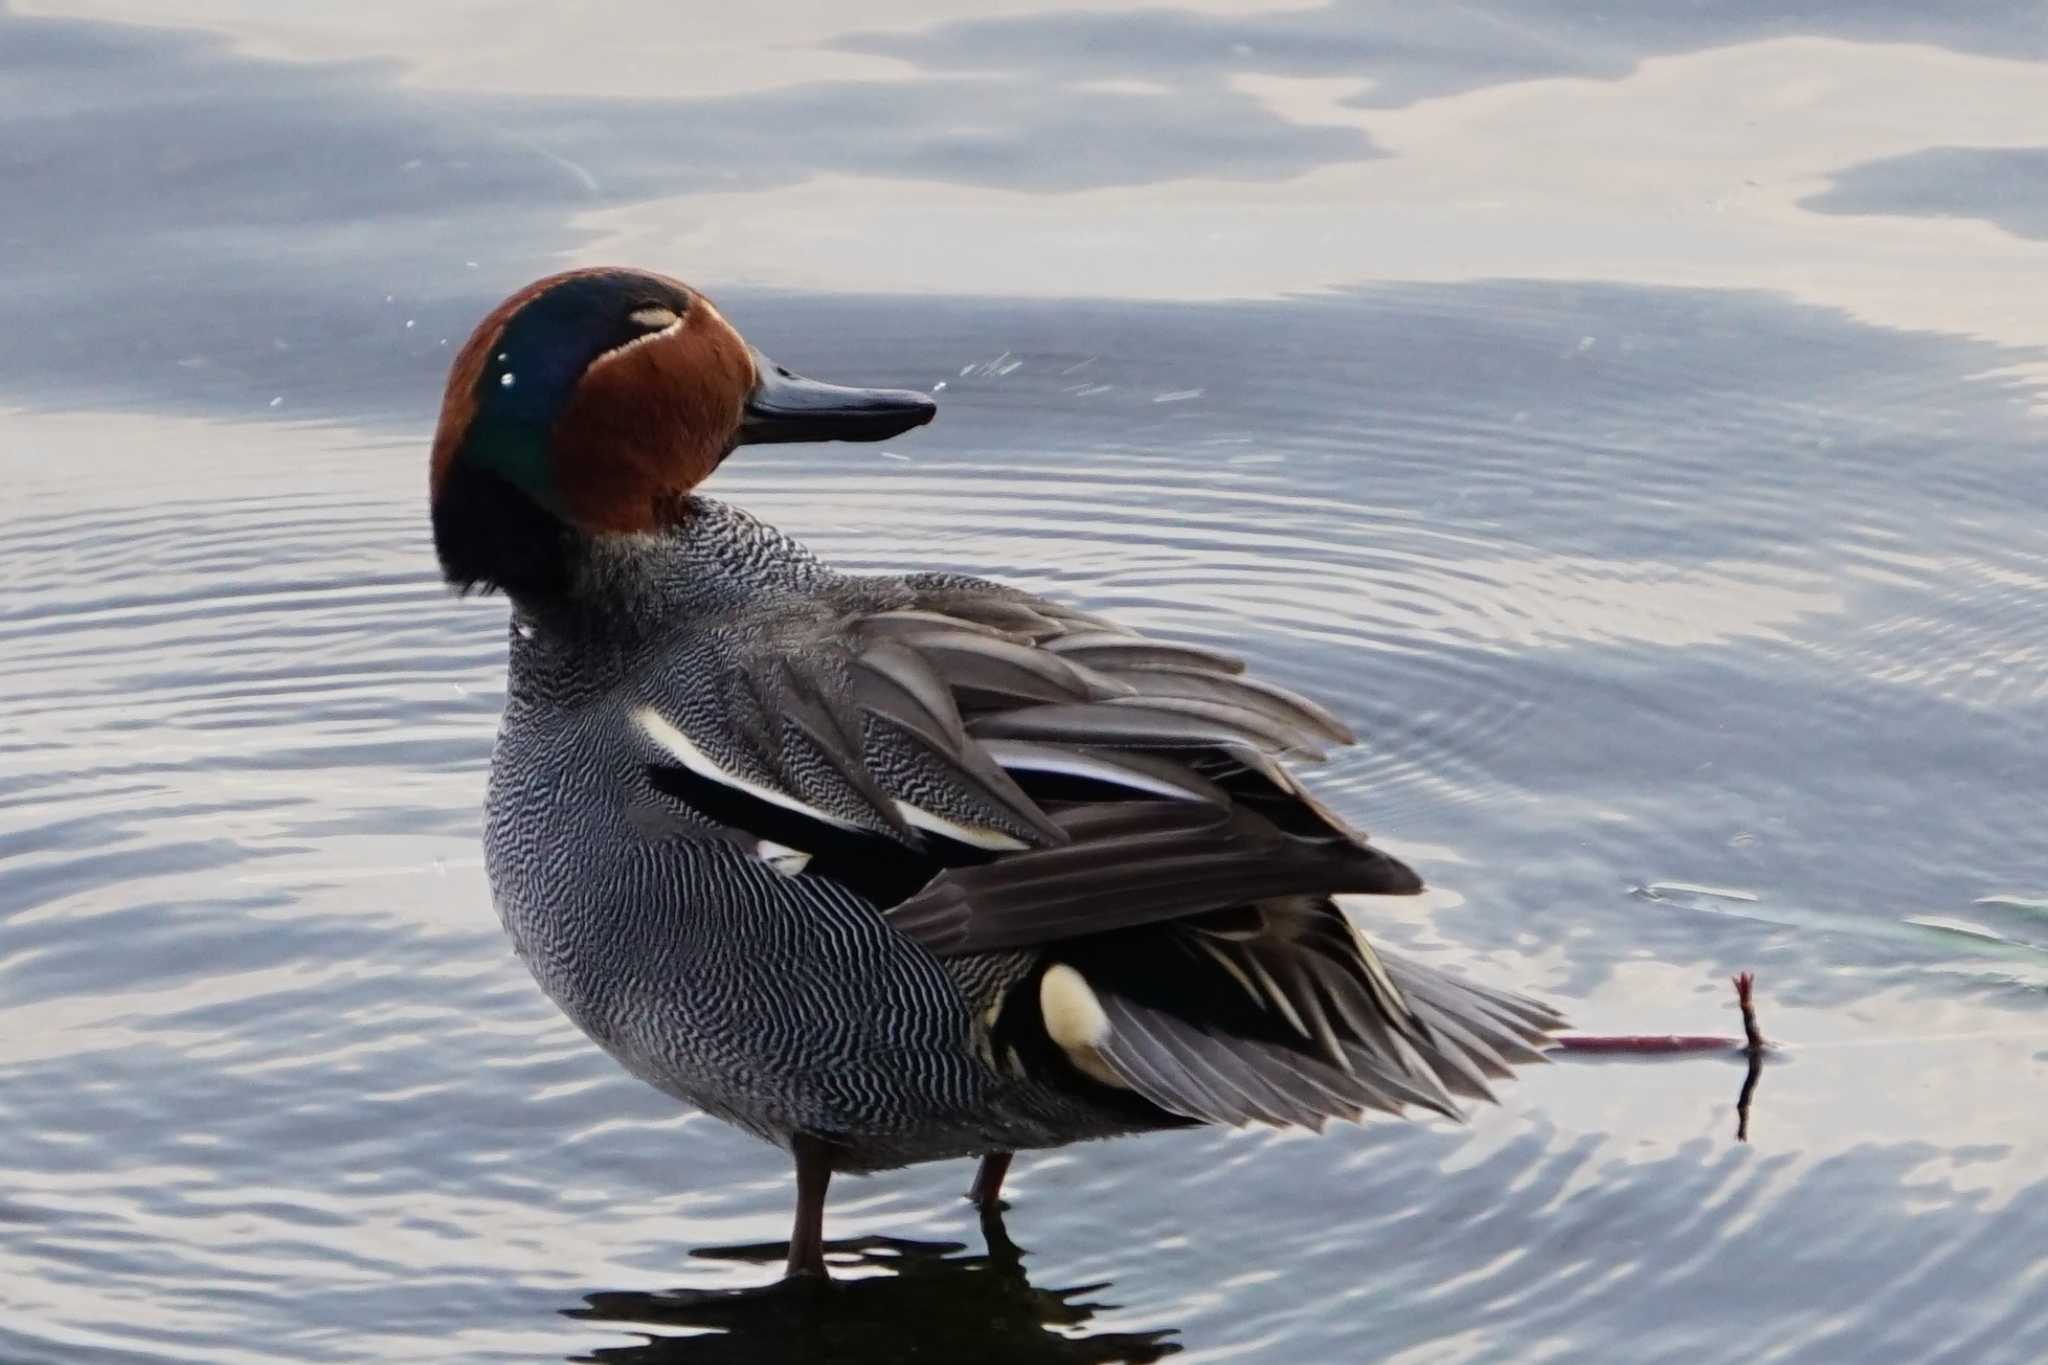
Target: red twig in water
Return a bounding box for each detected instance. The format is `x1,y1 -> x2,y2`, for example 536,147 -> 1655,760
1552,971 -> 1770,1056
1733,970 -> 1764,1053
1550,973 -> 1771,1141
1551,1032 -> 1740,1054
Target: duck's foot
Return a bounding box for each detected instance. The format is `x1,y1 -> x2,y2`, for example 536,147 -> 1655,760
784,1133 -> 835,1279
966,1151 -> 1013,1209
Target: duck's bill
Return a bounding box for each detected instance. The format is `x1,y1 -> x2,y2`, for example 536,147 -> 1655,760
738,350 -> 937,445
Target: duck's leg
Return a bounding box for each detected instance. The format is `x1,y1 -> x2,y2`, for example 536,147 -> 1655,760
966,1151 -> 1013,1209
786,1133 -> 834,1278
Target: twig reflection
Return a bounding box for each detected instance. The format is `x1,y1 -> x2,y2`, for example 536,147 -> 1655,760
1735,1042 -> 1764,1143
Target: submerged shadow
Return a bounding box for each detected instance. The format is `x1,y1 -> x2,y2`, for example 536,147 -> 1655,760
564,1208 -> 1179,1364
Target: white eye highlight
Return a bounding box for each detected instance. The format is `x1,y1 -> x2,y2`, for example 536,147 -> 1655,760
628,306 -> 681,331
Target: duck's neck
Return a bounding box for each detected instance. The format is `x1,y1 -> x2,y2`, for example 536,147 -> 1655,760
433,472 -> 832,632
432,461 -> 582,602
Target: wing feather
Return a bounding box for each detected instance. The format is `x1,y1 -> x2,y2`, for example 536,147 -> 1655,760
1042,634 -> 1246,673
626,575 -> 1561,1136
969,701 -> 1297,754
1094,664 -> 1356,746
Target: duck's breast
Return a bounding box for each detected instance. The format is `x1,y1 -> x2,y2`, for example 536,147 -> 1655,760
481,686 -> 1008,1148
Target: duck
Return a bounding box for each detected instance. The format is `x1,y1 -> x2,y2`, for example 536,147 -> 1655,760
429,267 -> 1564,1278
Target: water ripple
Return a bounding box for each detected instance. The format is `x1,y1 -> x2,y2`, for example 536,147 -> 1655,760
3,279 -> 2045,1362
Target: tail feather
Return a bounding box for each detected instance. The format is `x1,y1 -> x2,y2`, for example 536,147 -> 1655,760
1087,942 -> 1565,1130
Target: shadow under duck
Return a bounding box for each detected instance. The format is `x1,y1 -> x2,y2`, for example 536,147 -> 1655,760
428,268 -> 1565,1278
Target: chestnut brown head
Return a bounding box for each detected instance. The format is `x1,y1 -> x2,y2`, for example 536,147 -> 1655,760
429,268 -> 936,596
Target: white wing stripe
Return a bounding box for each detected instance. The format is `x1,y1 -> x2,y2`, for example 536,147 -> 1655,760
632,705 -> 863,831
892,799 -> 1030,851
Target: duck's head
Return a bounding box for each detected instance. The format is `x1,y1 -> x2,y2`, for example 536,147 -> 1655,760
429,267 -> 936,597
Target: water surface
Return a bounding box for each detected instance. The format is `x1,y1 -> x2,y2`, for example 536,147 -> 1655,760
3,4 -> 2047,1362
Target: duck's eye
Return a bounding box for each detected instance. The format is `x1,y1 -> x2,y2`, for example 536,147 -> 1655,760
628,306 -> 681,331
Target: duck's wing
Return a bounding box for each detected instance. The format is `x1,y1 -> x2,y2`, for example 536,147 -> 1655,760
628,574 -> 1563,1125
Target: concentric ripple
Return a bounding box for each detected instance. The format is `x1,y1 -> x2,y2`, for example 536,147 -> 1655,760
2,279 -> 2046,1364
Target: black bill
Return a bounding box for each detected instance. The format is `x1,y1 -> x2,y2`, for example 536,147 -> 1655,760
737,349 -> 938,445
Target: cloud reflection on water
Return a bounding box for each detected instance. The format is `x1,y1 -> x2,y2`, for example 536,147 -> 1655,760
1807,144 -> 2048,241
9,1 -> 2048,401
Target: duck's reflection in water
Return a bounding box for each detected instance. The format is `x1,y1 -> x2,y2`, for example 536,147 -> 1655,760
566,1208 -> 1179,1364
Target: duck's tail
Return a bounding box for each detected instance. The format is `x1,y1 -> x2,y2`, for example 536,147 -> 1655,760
1376,948 -> 1568,1109
1066,908 -> 1567,1131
